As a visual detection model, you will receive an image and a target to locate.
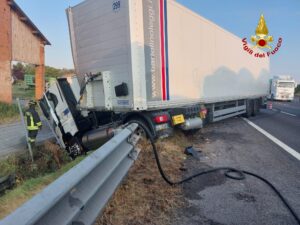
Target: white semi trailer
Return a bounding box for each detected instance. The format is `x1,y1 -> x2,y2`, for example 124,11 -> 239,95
269,76 -> 297,101
40,0 -> 270,157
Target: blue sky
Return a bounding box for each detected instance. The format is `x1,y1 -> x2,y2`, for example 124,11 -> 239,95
16,0 -> 300,82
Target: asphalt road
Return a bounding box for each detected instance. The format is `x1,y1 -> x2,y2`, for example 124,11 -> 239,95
249,97 -> 300,152
272,96 -> 300,116
172,100 -> 300,225
0,118 -> 54,158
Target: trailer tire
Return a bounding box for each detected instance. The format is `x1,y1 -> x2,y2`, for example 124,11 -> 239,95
253,99 -> 260,116
182,128 -> 201,136
244,99 -> 253,118
252,99 -> 257,116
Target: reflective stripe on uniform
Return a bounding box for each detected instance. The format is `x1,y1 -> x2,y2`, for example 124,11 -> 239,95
26,112 -> 39,130
28,137 -> 36,143
27,127 -> 39,131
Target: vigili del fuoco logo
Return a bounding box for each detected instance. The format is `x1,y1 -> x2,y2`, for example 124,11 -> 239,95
242,14 -> 282,58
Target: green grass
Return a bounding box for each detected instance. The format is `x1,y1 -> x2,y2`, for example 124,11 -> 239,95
0,156 -> 85,219
12,81 -> 35,100
0,158 -> 16,177
0,102 -> 20,124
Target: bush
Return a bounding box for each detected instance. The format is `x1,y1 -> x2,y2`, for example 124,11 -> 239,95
0,102 -> 19,120
0,158 -> 16,178
0,141 -> 70,183
16,141 -> 71,181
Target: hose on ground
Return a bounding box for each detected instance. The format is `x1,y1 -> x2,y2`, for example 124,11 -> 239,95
132,121 -> 300,225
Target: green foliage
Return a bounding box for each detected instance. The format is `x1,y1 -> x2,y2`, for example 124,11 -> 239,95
12,81 -> 35,100
16,144 -> 71,181
12,62 -> 74,80
0,158 -> 16,177
24,64 -> 35,75
13,62 -> 24,71
0,155 -> 85,219
0,141 -> 74,184
12,63 -> 25,80
45,66 -> 63,77
45,66 -> 74,78
0,102 -> 19,120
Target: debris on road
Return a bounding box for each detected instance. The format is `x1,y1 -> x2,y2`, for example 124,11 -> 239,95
173,118 -> 300,225
184,146 -> 200,160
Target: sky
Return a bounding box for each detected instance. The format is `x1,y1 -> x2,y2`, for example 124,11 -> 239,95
15,0 -> 300,82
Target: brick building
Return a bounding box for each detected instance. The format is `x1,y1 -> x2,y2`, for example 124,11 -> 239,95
0,0 -> 50,103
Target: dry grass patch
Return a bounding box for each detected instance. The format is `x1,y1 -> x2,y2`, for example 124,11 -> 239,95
0,156 -> 84,219
0,141 -> 85,219
97,131 -> 193,225
0,102 -> 20,125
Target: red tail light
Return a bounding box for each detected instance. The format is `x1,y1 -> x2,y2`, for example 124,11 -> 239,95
200,108 -> 207,119
200,109 -> 207,115
154,115 -> 169,124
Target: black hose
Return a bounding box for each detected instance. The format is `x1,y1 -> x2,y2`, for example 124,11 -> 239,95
132,121 -> 300,224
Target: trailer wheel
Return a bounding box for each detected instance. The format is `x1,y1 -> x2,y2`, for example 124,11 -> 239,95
252,100 -> 256,116
244,99 -> 253,118
182,128 -> 200,136
252,99 -> 260,116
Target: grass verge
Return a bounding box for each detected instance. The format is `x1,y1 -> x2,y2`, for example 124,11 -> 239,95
0,131 -> 194,224
0,140 -> 85,219
0,102 -> 20,125
0,156 -> 84,219
12,82 -> 35,100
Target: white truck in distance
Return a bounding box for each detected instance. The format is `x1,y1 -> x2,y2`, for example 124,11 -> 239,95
39,0 -> 270,157
269,76 -> 297,101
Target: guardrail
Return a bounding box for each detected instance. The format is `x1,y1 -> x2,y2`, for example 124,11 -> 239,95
1,123 -> 140,225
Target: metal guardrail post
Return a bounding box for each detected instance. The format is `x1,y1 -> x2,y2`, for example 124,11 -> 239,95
36,102 -> 64,149
0,123 -> 140,225
16,98 -> 34,162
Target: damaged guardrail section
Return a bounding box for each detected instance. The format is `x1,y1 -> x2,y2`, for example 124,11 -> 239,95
1,123 -> 140,225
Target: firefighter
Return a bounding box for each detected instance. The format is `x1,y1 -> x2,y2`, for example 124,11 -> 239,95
25,100 -> 42,147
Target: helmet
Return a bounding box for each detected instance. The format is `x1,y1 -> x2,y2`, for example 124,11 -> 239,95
28,100 -> 37,106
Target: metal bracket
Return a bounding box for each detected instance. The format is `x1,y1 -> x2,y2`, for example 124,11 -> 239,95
128,147 -> 141,161
127,131 -> 141,161
1,123 -> 141,225
127,133 -> 140,146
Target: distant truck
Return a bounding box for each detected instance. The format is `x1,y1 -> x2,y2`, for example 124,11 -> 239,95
40,0 -> 270,157
269,76 -> 297,101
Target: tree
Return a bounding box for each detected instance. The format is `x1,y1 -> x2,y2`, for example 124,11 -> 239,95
12,62 -> 25,80
12,63 -> 75,80
45,66 -> 75,78
45,66 -> 64,78
24,64 -> 35,75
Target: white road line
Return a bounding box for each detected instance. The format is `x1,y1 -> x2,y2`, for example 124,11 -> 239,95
243,118 -> 300,161
280,111 -> 297,117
